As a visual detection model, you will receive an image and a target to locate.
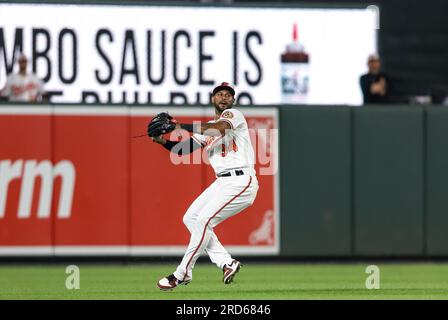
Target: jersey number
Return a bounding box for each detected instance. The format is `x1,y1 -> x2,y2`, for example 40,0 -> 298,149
221,139 -> 238,157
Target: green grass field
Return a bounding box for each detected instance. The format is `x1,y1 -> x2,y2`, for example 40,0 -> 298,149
1,263 -> 448,300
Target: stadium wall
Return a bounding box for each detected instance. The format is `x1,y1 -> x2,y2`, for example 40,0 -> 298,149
0,105 -> 280,257
1,104 -> 448,258
280,105 -> 448,258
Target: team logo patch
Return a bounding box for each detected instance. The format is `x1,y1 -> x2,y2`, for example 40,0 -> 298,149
221,111 -> 234,119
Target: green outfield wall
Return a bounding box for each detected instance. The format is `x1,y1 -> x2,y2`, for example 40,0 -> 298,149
280,105 -> 448,257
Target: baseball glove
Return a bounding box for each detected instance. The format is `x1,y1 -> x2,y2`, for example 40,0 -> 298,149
147,112 -> 177,137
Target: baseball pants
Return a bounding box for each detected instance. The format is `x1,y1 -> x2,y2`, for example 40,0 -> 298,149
173,174 -> 258,282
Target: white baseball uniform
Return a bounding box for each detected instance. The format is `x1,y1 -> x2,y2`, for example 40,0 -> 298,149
173,108 -> 259,282
0,73 -> 44,102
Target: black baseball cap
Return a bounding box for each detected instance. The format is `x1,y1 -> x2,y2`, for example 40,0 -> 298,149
212,82 -> 235,96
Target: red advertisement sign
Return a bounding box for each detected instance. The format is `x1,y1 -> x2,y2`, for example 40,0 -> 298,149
0,106 -> 279,256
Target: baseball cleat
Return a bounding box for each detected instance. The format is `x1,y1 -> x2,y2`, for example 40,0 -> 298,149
222,260 -> 242,284
157,274 -> 190,291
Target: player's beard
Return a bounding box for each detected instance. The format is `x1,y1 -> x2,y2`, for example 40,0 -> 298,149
214,101 -> 232,114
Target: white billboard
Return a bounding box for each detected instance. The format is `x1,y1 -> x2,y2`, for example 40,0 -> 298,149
0,4 -> 377,105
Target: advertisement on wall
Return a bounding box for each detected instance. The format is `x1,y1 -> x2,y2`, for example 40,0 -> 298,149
0,4 -> 377,106
0,105 -> 279,256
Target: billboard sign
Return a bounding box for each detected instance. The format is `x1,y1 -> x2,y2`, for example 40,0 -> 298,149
0,4 -> 377,105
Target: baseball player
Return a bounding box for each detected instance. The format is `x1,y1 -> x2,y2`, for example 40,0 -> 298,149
0,54 -> 45,102
147,82 -> 259,290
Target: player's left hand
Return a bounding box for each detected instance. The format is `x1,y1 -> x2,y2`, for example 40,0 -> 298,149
147,112 -> 177,137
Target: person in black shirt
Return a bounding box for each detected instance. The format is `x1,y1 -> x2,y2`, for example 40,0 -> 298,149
360,54 -> 389,104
